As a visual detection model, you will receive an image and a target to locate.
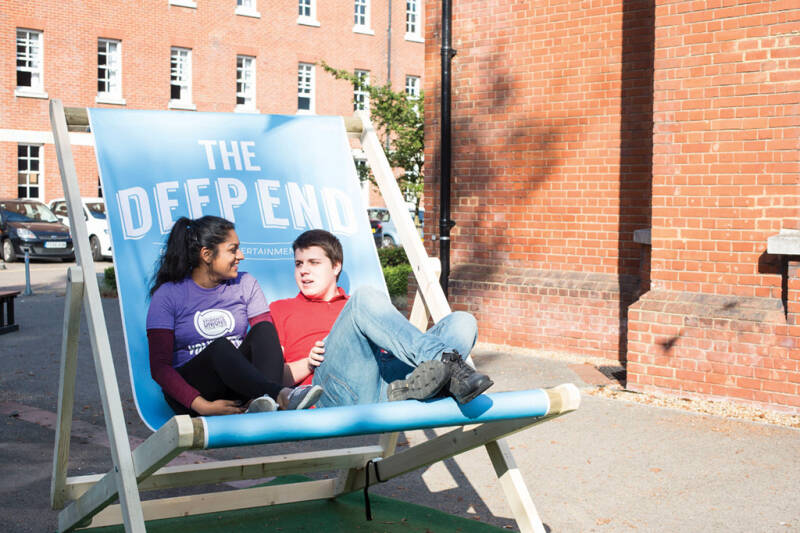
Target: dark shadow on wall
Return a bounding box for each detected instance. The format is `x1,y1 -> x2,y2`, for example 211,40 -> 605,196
618,0 -> 655,367
422,2 -> 561,280
447,52 -> 561,276
423,6 -> 561,285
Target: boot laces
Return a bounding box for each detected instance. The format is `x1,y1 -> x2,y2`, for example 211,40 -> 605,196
445,352 -> 473,380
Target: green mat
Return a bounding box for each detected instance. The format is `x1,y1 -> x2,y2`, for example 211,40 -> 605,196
86,475 -> 506,532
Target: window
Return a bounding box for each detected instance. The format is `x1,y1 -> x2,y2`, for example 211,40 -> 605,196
16,29 -> 46,97
297,0 -> 319,26
169,47 -> 194,109
354,70 -> 370,111
51,201 -> 68,218
236,55 -> 257,111
405,75 -> 421,116
405,0 -> 422,40
405,75 -> 420,98
297,63 -> 314,113
18,144 -> 42,199
97,39 -> 124,104
353,0 -> 373,34
236,0 -> 260,17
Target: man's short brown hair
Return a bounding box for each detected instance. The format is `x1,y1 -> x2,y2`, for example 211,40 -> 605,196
292,229 -> 344,275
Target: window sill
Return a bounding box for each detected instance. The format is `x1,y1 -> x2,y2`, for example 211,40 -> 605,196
353,26 -> 375,36
95,95 -> 127,106
168,101 -> 197,111
767,230 -> 800,255
297,16 -> 320,27
14,88 -> 49,99
235,7 -> 261,18
169,0 -> 197,8
234,105 -> 260,114
404,33 -> 424,43
296,109 -> 315,115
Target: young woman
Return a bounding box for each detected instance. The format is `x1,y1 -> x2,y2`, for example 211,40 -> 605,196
146,216 -> 321,415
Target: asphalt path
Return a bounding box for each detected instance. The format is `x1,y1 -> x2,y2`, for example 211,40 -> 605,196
0,263 -> 798,532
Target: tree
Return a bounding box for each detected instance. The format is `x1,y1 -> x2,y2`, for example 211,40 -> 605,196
320,61 -> 424,212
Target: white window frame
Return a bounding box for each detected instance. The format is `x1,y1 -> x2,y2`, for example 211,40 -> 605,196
297,0 -> 319,27
354,70 -> 370,111
96,38 -> 125,105
353,0 -> 374,35
18,144 -> 43,200
405,75 -> 420,99
169,0 -> 197,8
15,29 -> 47,99
169,47 -> 195,110
404,0 -> 424,42
235,55 -> 258,113
236,0 -> 261,18
297,63 -> 315,114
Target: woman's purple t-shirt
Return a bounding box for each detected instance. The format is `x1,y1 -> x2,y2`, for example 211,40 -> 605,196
146,272 -> 268,368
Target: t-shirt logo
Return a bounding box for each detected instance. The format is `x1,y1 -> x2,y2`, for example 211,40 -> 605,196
193,309 -> 235,339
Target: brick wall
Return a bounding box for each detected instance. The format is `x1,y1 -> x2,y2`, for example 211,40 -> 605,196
422,0 -> 654,360
1,0 -> 424,202
626,0 -> 800,412
423,0 -> 799,411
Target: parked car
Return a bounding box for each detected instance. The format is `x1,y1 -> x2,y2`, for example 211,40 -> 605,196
370,218 -> 384,248
0,199 -> 74,262
49,197 -> 112,261
367,206 -> 425,248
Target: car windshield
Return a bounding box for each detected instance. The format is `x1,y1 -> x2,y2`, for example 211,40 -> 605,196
0,201 -> 59,223
367,208 -> 390,222
86,202 -> 107,219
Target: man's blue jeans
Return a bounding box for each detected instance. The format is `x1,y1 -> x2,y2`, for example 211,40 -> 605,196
312,286 -> 478,407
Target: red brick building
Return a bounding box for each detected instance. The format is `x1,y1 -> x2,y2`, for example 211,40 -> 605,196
423,0 -> 799,412
1,0 -> 425,203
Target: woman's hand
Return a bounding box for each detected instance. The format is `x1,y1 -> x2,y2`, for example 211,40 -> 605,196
190,397 -> 244,415
307,340 -> 325,371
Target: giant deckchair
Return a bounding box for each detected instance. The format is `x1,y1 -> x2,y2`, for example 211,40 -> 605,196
48,99 -> 580,533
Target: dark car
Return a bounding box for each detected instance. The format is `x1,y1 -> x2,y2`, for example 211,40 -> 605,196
0,199 -> 74,262
370,218 -> 384,248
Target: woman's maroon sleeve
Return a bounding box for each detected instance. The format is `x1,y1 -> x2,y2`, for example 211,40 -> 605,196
248,311 -> 272,327
147,328 -> 200,409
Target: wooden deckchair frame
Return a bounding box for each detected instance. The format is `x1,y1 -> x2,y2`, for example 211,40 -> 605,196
49,99 -> 579,532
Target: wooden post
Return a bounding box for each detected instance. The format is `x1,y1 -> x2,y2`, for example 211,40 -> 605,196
50,99 -> 146,532
51,267 -> 84,510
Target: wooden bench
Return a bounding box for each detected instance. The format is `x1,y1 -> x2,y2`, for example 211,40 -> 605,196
0,290 -> 20,334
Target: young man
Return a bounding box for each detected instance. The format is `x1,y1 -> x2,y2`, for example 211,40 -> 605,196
269,229 -> 493,408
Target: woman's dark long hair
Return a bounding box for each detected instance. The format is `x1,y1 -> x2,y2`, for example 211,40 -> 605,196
150,216 -> 235,295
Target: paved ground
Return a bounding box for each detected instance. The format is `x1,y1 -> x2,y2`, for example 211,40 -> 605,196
0,261 -> 798,532
0,257 -> 110,295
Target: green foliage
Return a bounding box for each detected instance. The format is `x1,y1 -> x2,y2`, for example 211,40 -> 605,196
378,246 -> 409,268
379,247 -> 411,297
104,266 -> 116,290
320,61 -> 424,208
383,263 -> 413,297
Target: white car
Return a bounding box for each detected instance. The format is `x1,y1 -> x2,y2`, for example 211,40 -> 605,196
49,197 -> 112,261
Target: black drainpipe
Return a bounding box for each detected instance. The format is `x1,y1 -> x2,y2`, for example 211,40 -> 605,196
439,0 -> 456,295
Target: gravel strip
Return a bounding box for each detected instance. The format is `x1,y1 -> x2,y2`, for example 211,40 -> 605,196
587,386 -> 800,429
475,342 -> 800,429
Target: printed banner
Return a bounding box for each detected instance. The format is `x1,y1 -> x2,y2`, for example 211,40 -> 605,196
89,109 -> 384,429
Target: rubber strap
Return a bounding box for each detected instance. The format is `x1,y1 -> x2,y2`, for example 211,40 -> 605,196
363,459 -> 383,521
